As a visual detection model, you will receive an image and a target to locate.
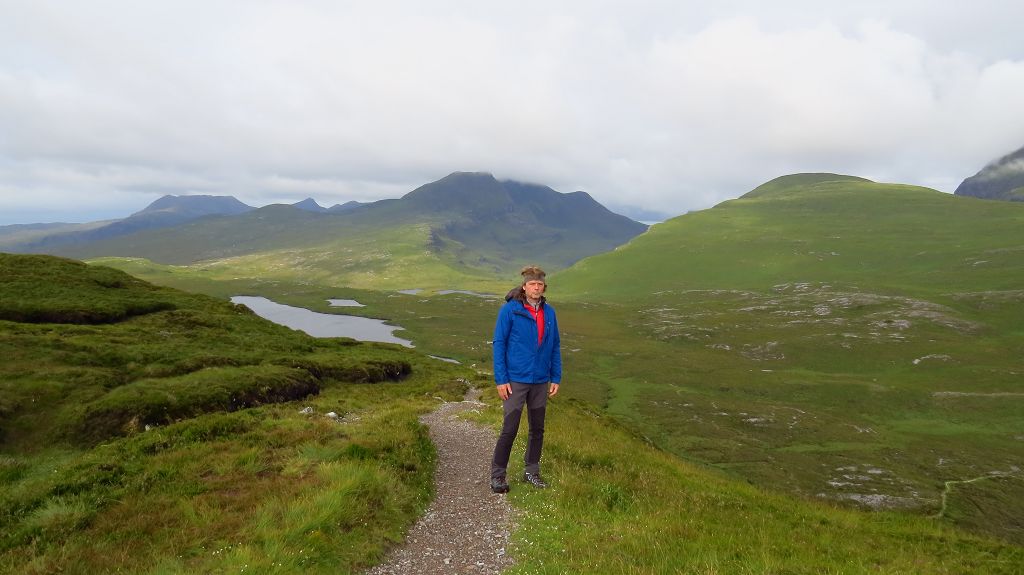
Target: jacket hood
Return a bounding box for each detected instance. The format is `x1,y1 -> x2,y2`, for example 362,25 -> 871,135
505,285 -> 546,306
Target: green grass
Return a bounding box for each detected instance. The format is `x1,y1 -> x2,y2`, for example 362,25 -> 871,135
471,389 -> 1024,573
939,475 -> 1024,545
0,376 -> 468,574
0,253 -> 478,573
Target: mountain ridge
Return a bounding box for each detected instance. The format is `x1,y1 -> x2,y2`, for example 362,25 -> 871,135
3,194 -> 255,253
29,172 -> 648,285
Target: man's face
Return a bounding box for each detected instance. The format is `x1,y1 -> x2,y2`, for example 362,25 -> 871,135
524,280 -> 546,300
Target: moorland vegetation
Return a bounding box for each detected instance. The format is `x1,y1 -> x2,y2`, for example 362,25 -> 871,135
4,172 -> 1024,572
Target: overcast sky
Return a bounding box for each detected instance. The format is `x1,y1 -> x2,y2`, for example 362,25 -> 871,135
2,1 -> 1024,224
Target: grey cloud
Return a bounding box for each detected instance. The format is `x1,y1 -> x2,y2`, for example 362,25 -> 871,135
2,1 -> 1024,224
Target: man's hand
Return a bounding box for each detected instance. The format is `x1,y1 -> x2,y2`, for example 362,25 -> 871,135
548,383 -> 560,397
497,383 -> 512,400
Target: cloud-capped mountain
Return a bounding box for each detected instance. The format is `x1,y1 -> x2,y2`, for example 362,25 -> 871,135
954,145 -> 1024,201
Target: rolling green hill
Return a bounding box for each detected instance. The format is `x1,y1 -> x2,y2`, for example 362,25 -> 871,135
557,175 -> 1024,298
41,172 -> 647,292
3,253 -> 1022,573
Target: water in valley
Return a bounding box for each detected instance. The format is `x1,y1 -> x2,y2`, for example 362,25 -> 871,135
231,296 -> 412,347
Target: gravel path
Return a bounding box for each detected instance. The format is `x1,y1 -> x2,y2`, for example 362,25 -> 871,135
366,387 -> 516,574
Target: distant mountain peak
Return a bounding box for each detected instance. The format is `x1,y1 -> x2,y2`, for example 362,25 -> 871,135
401,171 -> 510,212
135,194 -> 253,217
292,198 -> 328,213
955,145 -> 1024,201
442,171 -> 498,182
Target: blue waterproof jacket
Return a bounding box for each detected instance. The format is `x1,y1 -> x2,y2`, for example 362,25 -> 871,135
493,298 -> 562,385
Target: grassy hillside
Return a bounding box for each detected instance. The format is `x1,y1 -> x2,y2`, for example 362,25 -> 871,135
558,177 -> 1024,298
0,253 -> 471,573
3,254 -> 1022,573
481,393 -> 1024,573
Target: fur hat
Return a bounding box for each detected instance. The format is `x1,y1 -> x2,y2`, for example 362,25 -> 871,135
520,265 -> 546,284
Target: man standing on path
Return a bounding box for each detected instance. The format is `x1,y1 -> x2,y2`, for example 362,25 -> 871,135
490,265 -> 561,494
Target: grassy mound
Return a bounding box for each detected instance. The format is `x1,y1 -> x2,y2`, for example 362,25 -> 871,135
72,366 -> 320,442
0,254 -> 176,324
0,255 -> 417,449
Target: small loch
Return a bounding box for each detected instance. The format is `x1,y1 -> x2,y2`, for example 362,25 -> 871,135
231,296 -> 412,347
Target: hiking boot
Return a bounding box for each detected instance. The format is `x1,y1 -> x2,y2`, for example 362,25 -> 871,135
490,476 -> 510,493
523,472 -> 548,489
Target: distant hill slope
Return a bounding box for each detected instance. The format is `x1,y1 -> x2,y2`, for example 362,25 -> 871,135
6,194 -> 254,252
955,144 -> 1024,201
0,220 -> 115,250
45,172 -> 648,288
557,173 -> 1024,299
56,203 -> 331,264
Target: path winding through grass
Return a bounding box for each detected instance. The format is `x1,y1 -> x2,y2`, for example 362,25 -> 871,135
366,387 -> 515,574
934,471 -> 1020,519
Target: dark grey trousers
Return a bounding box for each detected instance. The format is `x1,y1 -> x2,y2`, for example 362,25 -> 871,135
491,382 -> 548,480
